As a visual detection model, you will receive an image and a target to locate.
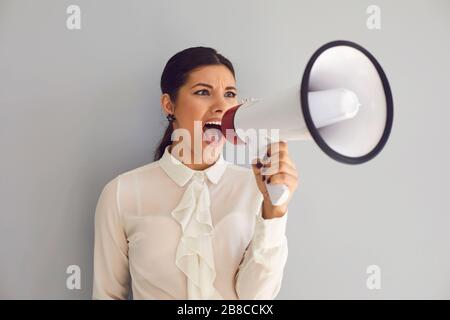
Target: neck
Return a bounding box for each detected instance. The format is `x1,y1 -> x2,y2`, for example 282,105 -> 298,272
169,143 -> 220,171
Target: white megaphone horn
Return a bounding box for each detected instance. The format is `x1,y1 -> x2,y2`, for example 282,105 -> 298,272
221,40 -> 394,206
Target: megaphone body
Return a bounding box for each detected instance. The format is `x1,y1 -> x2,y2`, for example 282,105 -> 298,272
221,40 -> 394,206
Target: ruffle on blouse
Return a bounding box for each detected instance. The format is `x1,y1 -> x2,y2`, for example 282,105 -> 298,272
171,173 -> 223,300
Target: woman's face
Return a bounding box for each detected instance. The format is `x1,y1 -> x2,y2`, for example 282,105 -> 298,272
163,64 -> 238,163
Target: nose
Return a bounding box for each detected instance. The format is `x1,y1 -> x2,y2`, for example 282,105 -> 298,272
211,105 -> 225,116
210,93 -> 237,116
210,97 -> 226,115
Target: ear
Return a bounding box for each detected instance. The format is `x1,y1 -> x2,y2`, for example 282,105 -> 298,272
161,93 -> 174,115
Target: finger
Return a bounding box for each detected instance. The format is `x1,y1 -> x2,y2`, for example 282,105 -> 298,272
261,160 -> 298,178
264,150 -> 296,169
265,141 -> 288,158
267,172 -> 298,189
252,158 -> 272,192
251,158 -> 265,182
251,157 -> 263,173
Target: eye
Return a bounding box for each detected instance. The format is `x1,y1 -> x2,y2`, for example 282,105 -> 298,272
225,91 -> 237,98
194,89 -> 210,96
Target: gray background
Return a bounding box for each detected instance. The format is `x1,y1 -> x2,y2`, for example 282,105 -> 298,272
1,0 -> 449,299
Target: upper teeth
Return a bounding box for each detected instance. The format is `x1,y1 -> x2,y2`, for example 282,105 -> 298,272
205,121 -> 221,125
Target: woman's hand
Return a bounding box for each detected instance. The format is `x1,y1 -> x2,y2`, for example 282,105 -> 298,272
251,141 -> 299,219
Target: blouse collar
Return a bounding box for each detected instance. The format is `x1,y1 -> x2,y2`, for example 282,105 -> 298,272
159,145 -> 227,187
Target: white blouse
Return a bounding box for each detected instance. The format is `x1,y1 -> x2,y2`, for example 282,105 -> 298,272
92,145 -> 289,300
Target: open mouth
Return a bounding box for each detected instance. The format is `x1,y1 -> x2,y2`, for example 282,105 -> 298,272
202,123 -> 222,132
202,122 -> 224,145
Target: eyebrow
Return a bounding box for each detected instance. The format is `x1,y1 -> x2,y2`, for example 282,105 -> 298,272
190,82 -> 237,91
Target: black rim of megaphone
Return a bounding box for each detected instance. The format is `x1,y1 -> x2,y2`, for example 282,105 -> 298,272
300,40 -> 394,165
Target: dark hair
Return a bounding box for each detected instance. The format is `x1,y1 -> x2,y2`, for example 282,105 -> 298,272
153,46 -> 235,161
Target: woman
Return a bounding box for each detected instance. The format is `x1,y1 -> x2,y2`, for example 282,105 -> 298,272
92,47 -> 299,300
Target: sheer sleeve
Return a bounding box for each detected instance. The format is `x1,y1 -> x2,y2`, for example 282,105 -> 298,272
92,176 -> 130,299
234,205 -> 288,299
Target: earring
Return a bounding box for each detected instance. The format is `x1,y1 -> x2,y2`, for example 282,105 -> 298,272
166,113 -> 176,122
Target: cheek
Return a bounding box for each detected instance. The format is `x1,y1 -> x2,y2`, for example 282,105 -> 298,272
173,100 -> 207,138
178,97 -> 208,124
227,99 -> 238,108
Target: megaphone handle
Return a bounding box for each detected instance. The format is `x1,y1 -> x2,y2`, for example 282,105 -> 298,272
266,182 -> 290,206
261,137 -> 290,206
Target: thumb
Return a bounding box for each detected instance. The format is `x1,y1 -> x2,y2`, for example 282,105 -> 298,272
251,158 -> 268,196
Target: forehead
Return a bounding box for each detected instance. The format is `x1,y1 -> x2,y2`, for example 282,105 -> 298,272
185,65 -> 236,87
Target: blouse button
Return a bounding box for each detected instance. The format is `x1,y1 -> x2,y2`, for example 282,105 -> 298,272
192,172 -> 205,183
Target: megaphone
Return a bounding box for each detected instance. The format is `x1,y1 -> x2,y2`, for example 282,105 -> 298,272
221,40 -> 394,206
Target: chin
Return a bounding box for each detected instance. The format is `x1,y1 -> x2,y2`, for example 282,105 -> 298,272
202,140 -> 225,158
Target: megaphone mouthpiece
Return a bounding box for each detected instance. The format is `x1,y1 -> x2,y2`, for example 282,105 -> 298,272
309,88 -> 361,128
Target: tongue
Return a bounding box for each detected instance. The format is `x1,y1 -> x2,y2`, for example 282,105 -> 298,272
203,127 -> 223,144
